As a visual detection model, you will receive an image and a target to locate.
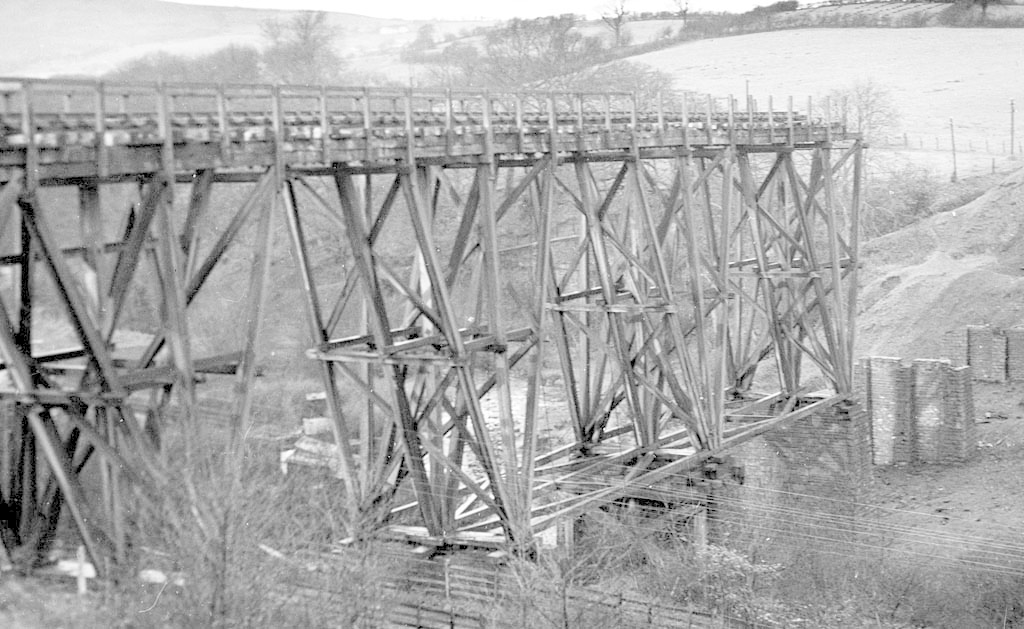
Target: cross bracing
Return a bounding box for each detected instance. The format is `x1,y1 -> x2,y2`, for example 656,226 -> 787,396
0,77 -> 862,568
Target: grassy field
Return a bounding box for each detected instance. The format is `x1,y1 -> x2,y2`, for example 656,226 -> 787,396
631,27 -> 1024,149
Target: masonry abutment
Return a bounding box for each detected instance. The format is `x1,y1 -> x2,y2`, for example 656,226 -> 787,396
714,399 -> 871,547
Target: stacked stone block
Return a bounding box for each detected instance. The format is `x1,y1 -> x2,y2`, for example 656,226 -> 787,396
912,359 -> 947,464
856,356 -> 974,465
966,325 -> 1007,382
858,357 -> 914,465
717,400 -> 871,546
758,400 -> 870,507
953,325 -> 1024,383
852,360 -> 867,409
714,437 -> 786,546
944,365 -> 975,462
941,328 -> 969,368
1005,327 -> 1024,382
857,357 -> 975,465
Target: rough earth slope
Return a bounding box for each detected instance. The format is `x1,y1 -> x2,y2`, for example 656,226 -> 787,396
857,166 -> 1024,360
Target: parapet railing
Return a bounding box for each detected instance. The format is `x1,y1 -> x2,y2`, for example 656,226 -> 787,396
0,77 -> 851,177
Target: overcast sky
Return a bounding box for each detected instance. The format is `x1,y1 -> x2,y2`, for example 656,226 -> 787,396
169,0 -> 766,21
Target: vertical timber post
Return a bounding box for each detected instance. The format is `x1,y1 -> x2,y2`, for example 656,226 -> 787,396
847,140 -> 864,379
284,176 -> 363,525
154,82 -> 198,430
93,82 -> 108,179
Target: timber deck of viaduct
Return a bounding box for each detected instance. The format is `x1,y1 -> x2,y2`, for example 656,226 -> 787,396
0,78 -> 863,570
2,80 -> 843,180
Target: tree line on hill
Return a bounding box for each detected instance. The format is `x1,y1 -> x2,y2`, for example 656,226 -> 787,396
98,0 -> 1020,93
95,0 -> 815,94
402,2 -> 803,69
402,0 -> 1019,91
406,15 -> 675,99
99,10 -> 678,102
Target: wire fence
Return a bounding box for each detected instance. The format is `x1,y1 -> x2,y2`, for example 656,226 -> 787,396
876,133 -> 1023,157
278,545 -> 737,629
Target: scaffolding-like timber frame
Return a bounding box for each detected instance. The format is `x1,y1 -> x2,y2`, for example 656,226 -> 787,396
0,78 -> 862,563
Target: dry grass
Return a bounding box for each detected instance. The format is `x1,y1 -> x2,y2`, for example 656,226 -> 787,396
111,423 -> 401,628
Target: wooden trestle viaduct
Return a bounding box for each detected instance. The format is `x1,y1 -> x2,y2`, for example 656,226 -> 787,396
0,77 -> 862,572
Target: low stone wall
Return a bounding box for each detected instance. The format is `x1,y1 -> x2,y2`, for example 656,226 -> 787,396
854,357 -> 975,465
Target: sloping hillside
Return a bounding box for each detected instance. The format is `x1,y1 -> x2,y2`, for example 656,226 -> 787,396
1,0 -> 491,77
857,166 -> 1024,360
629,27 -> 1024,147
777,0 -> 1024,28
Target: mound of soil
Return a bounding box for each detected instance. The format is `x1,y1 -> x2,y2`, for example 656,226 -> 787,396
857,167 -> 1024,359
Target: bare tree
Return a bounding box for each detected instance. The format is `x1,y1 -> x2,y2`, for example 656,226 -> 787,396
426,14 -> 674,100
602,0 -> 630,48
566,61 -> 677,107
673,0 -> 689,26
261,11 -> 344,86
825,78 -> 900,142
975,0 -> 1000,16
477,16 -> 603,90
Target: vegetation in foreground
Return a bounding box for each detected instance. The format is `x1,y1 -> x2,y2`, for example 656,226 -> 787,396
16,423 -> 1022,629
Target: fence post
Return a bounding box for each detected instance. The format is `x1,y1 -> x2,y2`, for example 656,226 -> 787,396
444,556 -> 451,603
319,84 -> 329,164
949,118 -> 958,182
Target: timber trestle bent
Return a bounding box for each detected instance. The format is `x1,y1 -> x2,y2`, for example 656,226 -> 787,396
0,77 -> 863,569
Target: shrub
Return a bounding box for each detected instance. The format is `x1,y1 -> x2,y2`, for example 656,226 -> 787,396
937,1 -> 982,26
683,544 -> 782,623
863,162 -> 940,238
